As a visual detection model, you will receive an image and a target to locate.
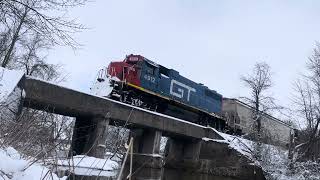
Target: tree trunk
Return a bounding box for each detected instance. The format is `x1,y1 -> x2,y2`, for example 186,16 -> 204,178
1,8 -> 28,68
255,95 -> 261,133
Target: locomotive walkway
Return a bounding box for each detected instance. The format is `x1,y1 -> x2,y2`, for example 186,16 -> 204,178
16,75 -> 265,180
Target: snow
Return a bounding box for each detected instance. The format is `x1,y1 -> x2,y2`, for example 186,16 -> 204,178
0,146 -> 119,179
55,155 -> 119,177
202,137 -> 229,144
0,67 -> 24,103
57,155 -> 118,171
90,77 -> 114,97
218,132 -> 256,160
202,132 -> 258,163
0,147 -> 66,180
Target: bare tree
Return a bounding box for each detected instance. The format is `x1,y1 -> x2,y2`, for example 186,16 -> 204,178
240,62 -> 284,164
293,43 -> 320,160
0,0 -> 86,164
13,32 -> 65,82
0,30 -> 11,59
0,0 -> 87,68
241,62 -> 274,134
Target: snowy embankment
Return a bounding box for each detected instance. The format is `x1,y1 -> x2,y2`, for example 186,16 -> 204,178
0,147 -> 65,180
0,146 -> 119,179
204,131 -> 320,180
219,132 -> 292,178
217,132 -> 289,178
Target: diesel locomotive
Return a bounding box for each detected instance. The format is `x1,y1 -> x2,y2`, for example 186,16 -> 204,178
91,54 -> 226,131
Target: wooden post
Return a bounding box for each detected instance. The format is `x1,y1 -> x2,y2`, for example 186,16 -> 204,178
129,139 -> 133,180
288,129 -> 295,169
117,137 -> 133,180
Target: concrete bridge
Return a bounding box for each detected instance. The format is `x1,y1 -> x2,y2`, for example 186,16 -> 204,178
18,76 -> 265,180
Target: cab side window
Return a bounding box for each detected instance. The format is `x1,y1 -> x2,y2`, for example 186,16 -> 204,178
145,64 -> 155,75
159,66 -> 170,79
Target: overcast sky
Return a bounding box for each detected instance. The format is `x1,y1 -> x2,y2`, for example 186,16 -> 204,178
47,0 -> 320,118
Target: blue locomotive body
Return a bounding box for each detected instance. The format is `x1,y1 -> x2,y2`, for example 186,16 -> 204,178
137,57 -> 223,115
100,54 -> 224,129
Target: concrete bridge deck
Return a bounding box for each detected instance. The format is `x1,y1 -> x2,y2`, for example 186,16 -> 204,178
21,76 -> 222,140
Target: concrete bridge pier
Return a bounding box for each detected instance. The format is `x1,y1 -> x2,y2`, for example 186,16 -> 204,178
122,129 -> 163,180
164,138 -> 202,169
69,116 -> 109,158
67,116 -> 110,180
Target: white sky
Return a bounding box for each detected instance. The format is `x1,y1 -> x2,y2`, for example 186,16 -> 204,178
47,0 -> 320,117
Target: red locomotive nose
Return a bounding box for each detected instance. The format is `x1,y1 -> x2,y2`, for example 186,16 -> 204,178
106,56 -> 142,87
107,62 -> 125,80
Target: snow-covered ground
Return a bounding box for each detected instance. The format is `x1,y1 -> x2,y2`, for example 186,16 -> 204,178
53,155 -> 119,177
0,147 -> 66,180
0,146 -> 120,179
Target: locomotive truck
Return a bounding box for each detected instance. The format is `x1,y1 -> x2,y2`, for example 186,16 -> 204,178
91,54 -> 226,131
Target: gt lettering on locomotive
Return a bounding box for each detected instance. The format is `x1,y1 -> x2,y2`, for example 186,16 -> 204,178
170,79 -> 196,101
